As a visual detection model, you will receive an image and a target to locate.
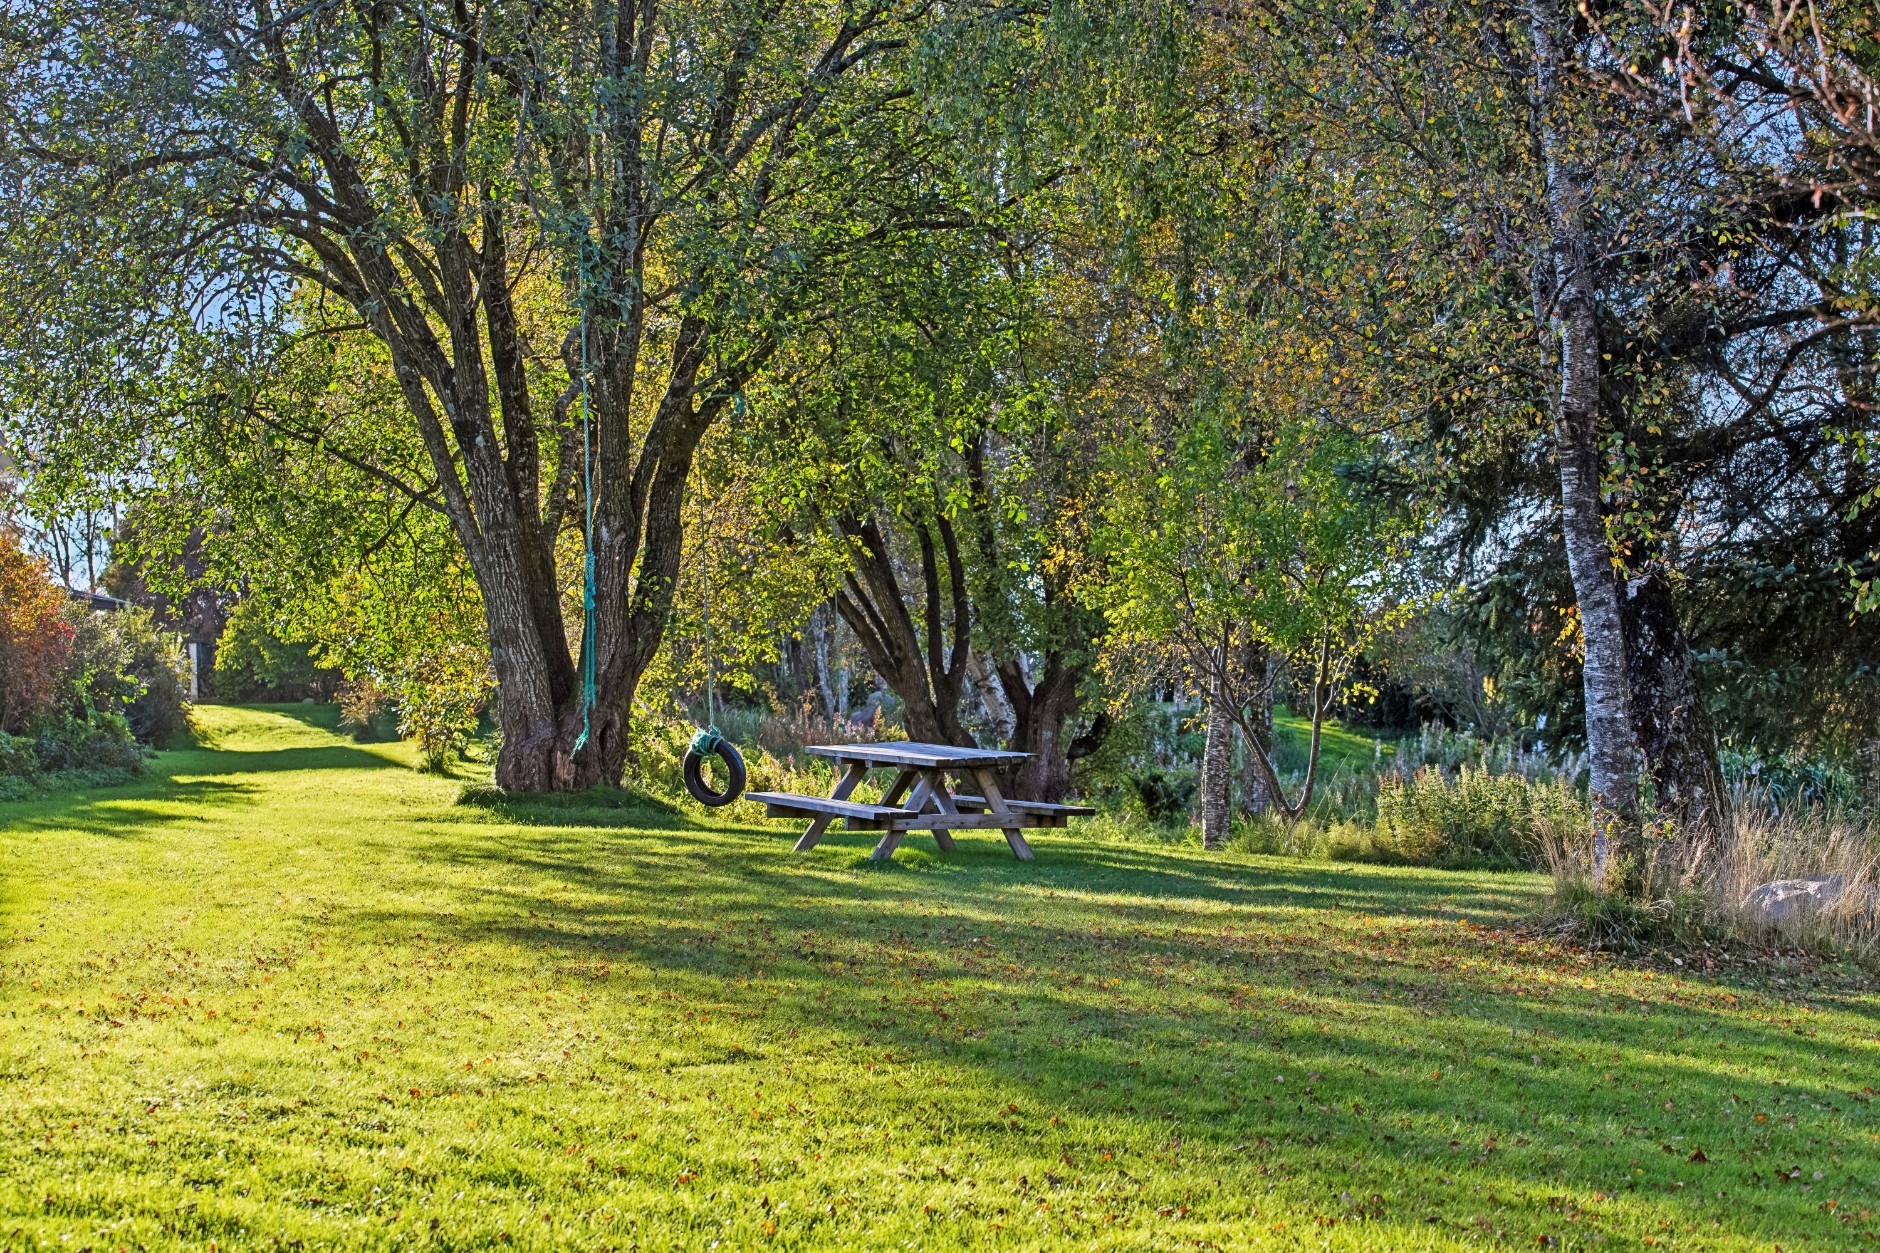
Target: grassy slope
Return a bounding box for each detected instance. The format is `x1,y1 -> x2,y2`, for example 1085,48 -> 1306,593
1271,712 -> 1385,772
0,707 -> 1875,1252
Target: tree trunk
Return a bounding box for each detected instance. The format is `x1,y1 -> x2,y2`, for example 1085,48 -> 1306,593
1236,639 -> 1275,816
834,511 -> 971,745
1859,737 -> 1880,811
1529,0 -> 1642,890
965,648 -> 1017,743
995,648 -> 1109,803
808,600 -> 844,723
1006,659 -> 1076,802
1202,666 -> 1236,850
484,593 -> 644,793
1621,568 -> 1730,835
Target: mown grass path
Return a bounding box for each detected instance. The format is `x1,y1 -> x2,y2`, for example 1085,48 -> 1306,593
1,706 -> 1876,1251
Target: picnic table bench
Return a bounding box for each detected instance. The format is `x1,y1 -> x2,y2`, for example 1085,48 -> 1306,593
746,740 -> 1094,862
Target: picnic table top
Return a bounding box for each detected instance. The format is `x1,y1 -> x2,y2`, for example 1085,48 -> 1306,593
804,740 -> 1031,770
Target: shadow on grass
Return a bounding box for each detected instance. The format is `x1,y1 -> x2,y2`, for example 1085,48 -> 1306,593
29,702 -> 1852,1242
1,776 -> 264,840
453,784 -> 689,830
323,816 -> 1880,1245
1,722 -> 405,840
164,744 -> 406,775
443,783 -> 1535,921
229,701 -> 344,730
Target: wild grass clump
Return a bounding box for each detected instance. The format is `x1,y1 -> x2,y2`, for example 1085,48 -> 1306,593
1541,873 -> 1710,953
1538,793 -> 1880,957
1229,809 -> 1376,860
1374,766 -> 1585,868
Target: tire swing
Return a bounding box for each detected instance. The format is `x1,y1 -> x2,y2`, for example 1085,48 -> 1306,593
681,503 -> 746,807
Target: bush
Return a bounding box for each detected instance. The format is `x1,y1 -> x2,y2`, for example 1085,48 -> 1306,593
31,711 -> 146,773
0,528 -> 75,733
215,599 -> 337,700
1719,744 -> 1863,813
1374,765 -> 1585,868
113,610 -> 191,744
63,604 -> 191,745
0,731 -> 37,777
395,645 -> 490,772
337,678 -> 399,742
0,527 -> 165,798
1131,769 -> 1198,824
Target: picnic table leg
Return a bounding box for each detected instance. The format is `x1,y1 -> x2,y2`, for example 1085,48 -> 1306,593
868,826 -> 909,861
872,769 -> 954,861
795,761 -> 867,852
971,767 -> 1034,861
923,769 -> 959,853
880,768 -> 920,807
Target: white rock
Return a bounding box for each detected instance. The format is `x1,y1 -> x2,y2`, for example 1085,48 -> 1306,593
1739,876 -> 1860,926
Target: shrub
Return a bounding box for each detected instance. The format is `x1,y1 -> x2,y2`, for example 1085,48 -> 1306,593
111,609 -> 191,744
0,529 -> 75,733
0,731 -> 36,777
337,678 -> 397,742
0,534 -> 168,793
1374,765 -> 1585,868
395,644 -> 491,772
1131,769 -> 1197,824
31,711 -> 146,773
1719,744 -> 1863,813
63,604 -> 191,745
215,599 -> 336,700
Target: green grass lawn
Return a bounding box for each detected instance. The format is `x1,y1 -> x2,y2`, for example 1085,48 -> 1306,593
2,706 -> 1876,1251
1271,710 -> 1386,772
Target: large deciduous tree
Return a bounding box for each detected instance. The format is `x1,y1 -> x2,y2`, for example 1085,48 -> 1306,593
0,0 -> 991,791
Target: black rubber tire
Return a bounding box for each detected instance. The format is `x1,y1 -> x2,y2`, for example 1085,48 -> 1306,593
683,738 -> 747,806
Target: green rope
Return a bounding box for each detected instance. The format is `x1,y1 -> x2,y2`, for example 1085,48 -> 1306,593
572,302 -> 598,752
686,500 -> 722,760
699,495 -> 718,738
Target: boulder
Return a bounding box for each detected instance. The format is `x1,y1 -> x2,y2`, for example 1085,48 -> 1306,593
1739,876 -> 1863,927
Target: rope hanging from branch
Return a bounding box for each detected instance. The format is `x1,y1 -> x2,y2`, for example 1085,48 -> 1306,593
684,492 -> 745,805
572,300 -> 598,753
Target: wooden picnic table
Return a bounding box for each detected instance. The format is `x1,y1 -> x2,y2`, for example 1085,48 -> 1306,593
746,740 -> 1093,862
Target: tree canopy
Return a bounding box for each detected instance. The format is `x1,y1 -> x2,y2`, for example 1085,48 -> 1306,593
3,0 -> 1875,889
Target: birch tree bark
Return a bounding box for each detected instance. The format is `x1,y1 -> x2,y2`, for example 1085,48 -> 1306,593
1201,658 -> 1236,850
808,602 -> 845,724
1528,0 -> 1643,890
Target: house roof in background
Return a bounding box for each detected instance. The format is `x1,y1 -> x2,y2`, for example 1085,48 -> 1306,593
64,587 -> 129,613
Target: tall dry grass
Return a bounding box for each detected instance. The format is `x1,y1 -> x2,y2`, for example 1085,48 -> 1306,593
1540,787 -> 1880,955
